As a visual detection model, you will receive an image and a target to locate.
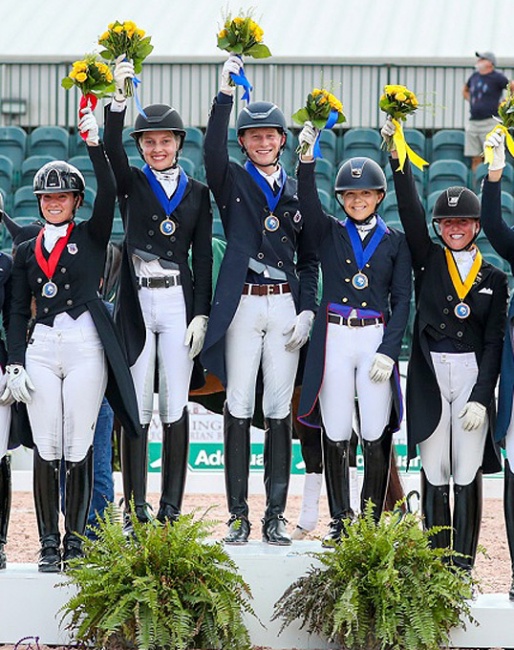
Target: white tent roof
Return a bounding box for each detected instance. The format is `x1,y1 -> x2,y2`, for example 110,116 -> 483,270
2,0 -> 514,65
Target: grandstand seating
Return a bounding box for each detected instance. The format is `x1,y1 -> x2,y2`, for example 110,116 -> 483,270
318,188 -> 335,213
430,129 -> 466,164
122,126 -> 140,158
27,126 -> 69,159
403,128 -> 427,161
0,155 -> 14,195
0,126 -> 27,176
341,128 -> 383,164
12,185 -> 39,219
68,155 -> 97,191
380,194 -> 400,223
314,158 -> 335,194
427,159 -> 469,194
182,127 -> 204,168
474,161 -> 514,191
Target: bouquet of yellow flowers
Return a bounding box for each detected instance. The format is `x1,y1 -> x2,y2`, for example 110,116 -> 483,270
98,20 -> 153,97
379,84 -> 428,171
61,54 -> 115,108
379,84 -> 419,122
217,11 -> 271,58
216,10 -> 270,101
484,87 -> 514,165
292,88 -> 346,156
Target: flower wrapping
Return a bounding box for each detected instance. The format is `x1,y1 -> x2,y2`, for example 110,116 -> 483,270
379,84 -> 428,171
484,88 -> 514,165
292,88 -> 346,157
98,20 -> 153,98
217,11 -> 271,101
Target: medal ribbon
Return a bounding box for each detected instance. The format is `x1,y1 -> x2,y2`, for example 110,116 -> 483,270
444,246 -> 482,300
35,223 -> 74,280
244,161 -> 287,214
391,118 -> 429,172
344,216 -> 387,270
142,164 -> 188,217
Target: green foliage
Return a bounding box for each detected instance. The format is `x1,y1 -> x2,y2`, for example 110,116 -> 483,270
272,501 -> 477,650
216,10 -> 271,58
60,504 -> 254,650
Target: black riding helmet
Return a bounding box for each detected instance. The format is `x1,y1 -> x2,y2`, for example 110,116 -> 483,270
33,161 -> 85,220
236,101 -> 287,164
334,157 -> 387,213
130,104 -> 186,158
431,186 -> 481,249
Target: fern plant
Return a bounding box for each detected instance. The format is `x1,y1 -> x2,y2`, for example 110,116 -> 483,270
272,501 -> 477,650
60,505 -> 254,650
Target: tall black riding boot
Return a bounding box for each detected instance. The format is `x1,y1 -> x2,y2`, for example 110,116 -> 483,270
361,427 -> 393,522
0,455 -> 12,570
262,414 -> 292,546
223,405 -> 252,544
157,407 -> 189,523
504,460 -> 514,600
121,424 -> 152,533
63,447 -> 93,568
420,470 -> 451,551
33,449 -> 61,573
453,470 -> 483,572
322,434 -> 354,547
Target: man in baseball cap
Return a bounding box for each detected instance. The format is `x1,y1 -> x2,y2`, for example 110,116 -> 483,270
463,51 -> 514,173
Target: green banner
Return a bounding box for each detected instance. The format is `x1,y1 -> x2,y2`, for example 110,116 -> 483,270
148,441 -> 423,474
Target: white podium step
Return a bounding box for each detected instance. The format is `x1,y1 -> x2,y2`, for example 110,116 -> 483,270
1,543 -> 513,649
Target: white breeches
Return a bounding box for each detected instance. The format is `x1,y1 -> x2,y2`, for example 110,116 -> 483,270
420,351 -> 487,486
225,293 -> 299,419
25,314 -> 107,462
0,369 -> 11,459
319,322 -> 392,442
131,286 -> 193,425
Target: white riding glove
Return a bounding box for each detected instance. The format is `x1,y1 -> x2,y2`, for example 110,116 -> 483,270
2,364 -> 35,404
78,107 -> 99,146
113,54 -> 135,102
184,315 -> 209,360
484,129 -> 506,171
298,120 -> 320,158
369,353 -> 395,383
283,310 -> 315,352
459,401 -> 487,431
220,54 -> 243,95
380,115 -> 397,151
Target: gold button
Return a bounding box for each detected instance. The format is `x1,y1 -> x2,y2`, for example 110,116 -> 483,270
342,297 -> 348,303
361,302 -> 367,307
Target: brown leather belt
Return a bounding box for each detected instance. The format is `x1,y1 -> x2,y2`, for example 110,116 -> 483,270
137,276 -> 181,288
328,313 -> 383,327
242,282 -> 291,296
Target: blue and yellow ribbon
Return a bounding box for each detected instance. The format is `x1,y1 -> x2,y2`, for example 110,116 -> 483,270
392,118 -> 429,172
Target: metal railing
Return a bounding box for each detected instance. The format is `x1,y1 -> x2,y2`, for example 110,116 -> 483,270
1,59 -> 513,131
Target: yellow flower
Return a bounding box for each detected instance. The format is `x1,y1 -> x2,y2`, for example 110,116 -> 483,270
72,61 -> 88,73
218,28 -> 228,38
396,92 -> 407,102
99,31 -> 110,42
136,28 -> 146,38
68,70 -> 77,80
312,88 -> 321,96
233,16 -> 244,25
113,25 -> 123,33
108,22 -> 114,29
75,72 -> 88,83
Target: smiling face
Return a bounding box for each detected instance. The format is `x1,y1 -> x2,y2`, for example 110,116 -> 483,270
339,188 -> 384,222
39,192 -> 80,224
238,127 -> 286,172
139,130 -> 180,171
436,217 -> 480,250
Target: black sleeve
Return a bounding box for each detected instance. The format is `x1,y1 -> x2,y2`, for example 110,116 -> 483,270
390,157 -> 434,272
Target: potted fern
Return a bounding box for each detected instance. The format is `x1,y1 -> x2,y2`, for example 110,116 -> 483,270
60,506 -> 254,650
272,501 -> 477,650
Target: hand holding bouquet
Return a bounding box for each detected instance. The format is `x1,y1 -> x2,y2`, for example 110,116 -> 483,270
292,88 -> 346,157
216,10 -> 271,100
379,84 -> 428,171
98,20 -> 153,98
484,87 -> 514,166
